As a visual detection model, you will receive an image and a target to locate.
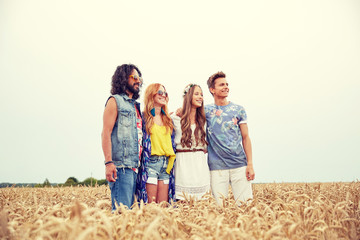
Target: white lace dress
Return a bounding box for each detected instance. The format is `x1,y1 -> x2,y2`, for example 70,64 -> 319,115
171,115 -> 210,200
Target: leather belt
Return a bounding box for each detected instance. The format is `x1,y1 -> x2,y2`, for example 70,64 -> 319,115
176,149 -> 205,153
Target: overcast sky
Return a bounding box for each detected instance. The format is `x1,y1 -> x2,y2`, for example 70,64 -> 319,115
1,0 -> 359,184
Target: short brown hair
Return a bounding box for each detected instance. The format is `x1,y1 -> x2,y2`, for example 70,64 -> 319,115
207,71 -> 226,94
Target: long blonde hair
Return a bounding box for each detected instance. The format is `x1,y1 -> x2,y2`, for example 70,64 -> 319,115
180,84 -> 207,148
143,83 -> 174,134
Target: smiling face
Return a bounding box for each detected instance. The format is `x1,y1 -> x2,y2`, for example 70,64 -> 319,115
126,69 -> 142,96
210,77 -> 229,98
191,86 -> 203,108
153,85 -> 168,108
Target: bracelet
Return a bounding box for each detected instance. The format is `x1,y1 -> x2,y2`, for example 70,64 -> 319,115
104,161 -> 114,166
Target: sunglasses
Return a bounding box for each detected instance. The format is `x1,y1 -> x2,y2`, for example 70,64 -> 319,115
157,90 -> 168,97
129,75 -> 143,83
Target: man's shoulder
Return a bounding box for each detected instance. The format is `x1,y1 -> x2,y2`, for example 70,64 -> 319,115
227,101 -> 245,110
228,101 -> 241,107
204,104 -> 216,115
110,93 -> 125,101
110,94 -> 141,110
205,103 -> 216,110
112,93 -> 135,101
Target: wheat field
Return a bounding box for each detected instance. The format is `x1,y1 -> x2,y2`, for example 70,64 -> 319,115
0,182 -> 359,240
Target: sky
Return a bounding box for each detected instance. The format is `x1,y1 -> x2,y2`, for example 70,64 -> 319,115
0,0 -> 359,184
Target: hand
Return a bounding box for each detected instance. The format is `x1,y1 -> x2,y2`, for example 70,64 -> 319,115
176,108 -> 183,117
246,165 -> 255,181
106,163 -> 117,182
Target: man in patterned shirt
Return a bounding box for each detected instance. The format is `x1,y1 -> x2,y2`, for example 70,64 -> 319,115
205,71 -> 255,206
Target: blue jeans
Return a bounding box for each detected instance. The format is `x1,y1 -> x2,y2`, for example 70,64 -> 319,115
108,168 -> 137,210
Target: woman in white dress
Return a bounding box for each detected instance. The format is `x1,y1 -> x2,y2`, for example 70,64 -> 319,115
171,84 -> 210,201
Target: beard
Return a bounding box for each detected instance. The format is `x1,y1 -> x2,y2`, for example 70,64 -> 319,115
126,82 -> 141,99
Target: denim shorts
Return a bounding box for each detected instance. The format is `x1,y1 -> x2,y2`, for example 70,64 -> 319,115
146,155 -> 170,185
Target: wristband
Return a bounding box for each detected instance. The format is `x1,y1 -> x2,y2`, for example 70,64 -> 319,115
104,160 -> 114,166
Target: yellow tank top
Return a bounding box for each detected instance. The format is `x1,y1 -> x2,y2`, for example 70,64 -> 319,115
150,124 -> 176,173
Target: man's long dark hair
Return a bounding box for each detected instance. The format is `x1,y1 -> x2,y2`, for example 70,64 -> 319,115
111,64 -> 142,100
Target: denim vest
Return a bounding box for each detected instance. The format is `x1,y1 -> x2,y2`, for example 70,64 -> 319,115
108,94 -> 141,168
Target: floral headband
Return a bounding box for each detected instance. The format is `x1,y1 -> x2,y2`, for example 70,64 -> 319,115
183,84 -> 196,96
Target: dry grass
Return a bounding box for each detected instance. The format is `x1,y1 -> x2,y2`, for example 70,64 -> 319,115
0,182 -> 359,239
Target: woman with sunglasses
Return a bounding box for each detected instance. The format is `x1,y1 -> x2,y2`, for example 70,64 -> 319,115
136,83 -> 176,204
171,84 -> 210,201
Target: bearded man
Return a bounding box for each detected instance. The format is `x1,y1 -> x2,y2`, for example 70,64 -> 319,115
101,64 -> 144,210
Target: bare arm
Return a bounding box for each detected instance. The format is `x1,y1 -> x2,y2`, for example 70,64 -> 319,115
101,97 -> 118,182
240,123 -> 255,181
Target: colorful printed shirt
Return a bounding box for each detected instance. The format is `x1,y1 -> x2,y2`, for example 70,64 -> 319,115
135,107 -> 143,173
205,102 -> 248,171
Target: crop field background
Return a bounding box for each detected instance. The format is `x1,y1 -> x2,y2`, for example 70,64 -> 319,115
0,182 -> 359,239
